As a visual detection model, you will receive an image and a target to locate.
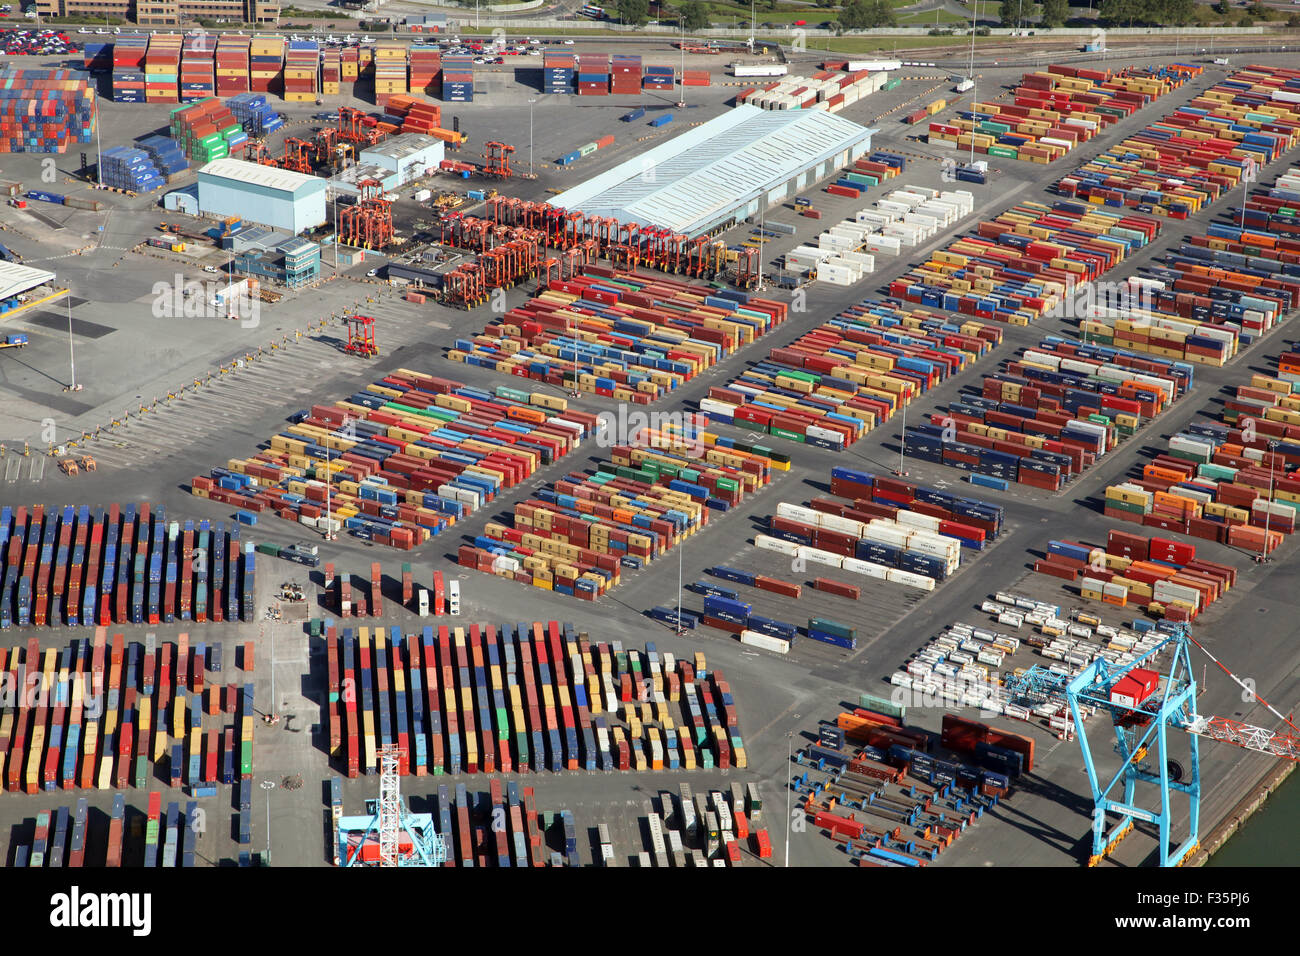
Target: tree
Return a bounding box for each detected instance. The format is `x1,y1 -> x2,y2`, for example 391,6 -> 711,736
1247,1 -> 1268,17
1039,0 -> 1068,27
1212,0 -> 1230,15
1165,0 -> 1195,25
999,0 -> 1018,25
681,0 -> 710,30
839,0 -> 895,29
616,0 -> 649,25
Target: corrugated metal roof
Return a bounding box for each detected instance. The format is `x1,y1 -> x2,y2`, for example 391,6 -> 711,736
199,158 -> 324,195
551,105 -> 876,236
0,261 -> 56,302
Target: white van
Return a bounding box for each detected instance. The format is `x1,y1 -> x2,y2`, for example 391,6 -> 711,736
447,579 -> 461,616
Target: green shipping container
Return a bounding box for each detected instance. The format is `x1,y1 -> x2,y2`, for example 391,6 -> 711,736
770,427 -> 805,443
859,690 -> 905,721
240,743 -> 253,776
809,617 -> 854,639
989,146 -> 1018,159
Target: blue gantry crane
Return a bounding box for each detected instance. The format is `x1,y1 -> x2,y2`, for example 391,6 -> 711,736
1003,623 -> 1298,867
339,746 -> 446,867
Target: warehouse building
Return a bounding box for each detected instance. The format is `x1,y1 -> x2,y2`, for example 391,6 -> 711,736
550,104 -> 877,238
0,262 -> 57,310
330,134 -> 445,197
198,158 -> 327,235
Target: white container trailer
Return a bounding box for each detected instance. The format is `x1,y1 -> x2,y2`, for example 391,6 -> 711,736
846,59 -> 901,71
732,63 -> 788,77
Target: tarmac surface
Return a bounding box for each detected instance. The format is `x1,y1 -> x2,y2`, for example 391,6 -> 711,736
0,49 -> 1297,868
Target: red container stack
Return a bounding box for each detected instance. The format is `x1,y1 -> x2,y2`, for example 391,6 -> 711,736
215,33 -> 250,97
180,35 -> 215,102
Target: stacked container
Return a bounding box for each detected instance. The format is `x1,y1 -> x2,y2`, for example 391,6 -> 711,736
463,423 -> 778,600
226,92 -> 283,136
373,40 -> 409,107
341,45 -> 359,83
215,34 -> 251,97
888,200 -> 1162,324
451,271 -> 787,402
703,300 -> 1000,449
1058,65 -> 1300,214
320,48 -> 342,97
283,40 -> 318,103
99,146 -> 166,193
111,34 -> 150,103
681,69 -> 710,88
169,97 -> 242,163
610,54 -> 641,94
409,45 -> 441,96
180,35 -> 215,102
577,53 -> 609,96
145,34 -> 183,103
643,65 -> 674,92
248,34 -> 284,95
441,54 -> 473,103
190,368 -> 601,548
543,52 -> 574,94
0,69 -> 96,155
137,135 -> 189,180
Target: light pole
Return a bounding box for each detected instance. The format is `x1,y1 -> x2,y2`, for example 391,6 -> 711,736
969,0 -> 976,167
259,780 -> 275,865
678,16 -> 686,108
784,730 -> 793,867
528,98 -> 535,176
66,292 -> 79,392
675,542 -> 684,635
1261,439 -> 1277,561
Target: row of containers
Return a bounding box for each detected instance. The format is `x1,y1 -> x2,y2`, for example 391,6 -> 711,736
1056,64 -> 1300,216
658,470 -> 1005,652
168,96 -> 247,164
737,69 -> 887,114
698,298 -> 1004,451
0,68 -> 96,156
337,778 -> 581,867
644,782 -> 771,866
660,468 -> 1003,647
189,368 -> 602,550
1058,180 -> 1300,362
555,133 -> 615,167
797,710 -> 1021,866
789,187 -> 976,286
823,150 -> 906,200
460,421 -> 785,600
1034,530 -> 1240,623
0,631 -> 256,795
903,336 -> 1192,492
543,53 -> 680,95
449,269 -> 789,403
314,562 -> 455,620
0,504 -> 255,630
326,623 -> 745,778
888,200 -> 1163,325
10,794 -> 221,867
930,62 -> 1196,163
1100,344 -> 1300,552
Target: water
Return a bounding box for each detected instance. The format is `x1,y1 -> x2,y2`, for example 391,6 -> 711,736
1206,767 -> 1298,866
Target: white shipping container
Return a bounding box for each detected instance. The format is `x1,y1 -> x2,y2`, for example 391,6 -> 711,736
796,545 -> 843,568
740,630 -> 791,654
839,250 -> 874,273
733,63 -> 788,77
842,556 -> 889,579
846,59 -> 901,71
865,236 -> 902,255
754,533 -> 799,555
885,568 -> 936,591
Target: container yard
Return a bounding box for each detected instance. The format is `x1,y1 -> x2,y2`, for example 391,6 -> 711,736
0,29 -> 1295,894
